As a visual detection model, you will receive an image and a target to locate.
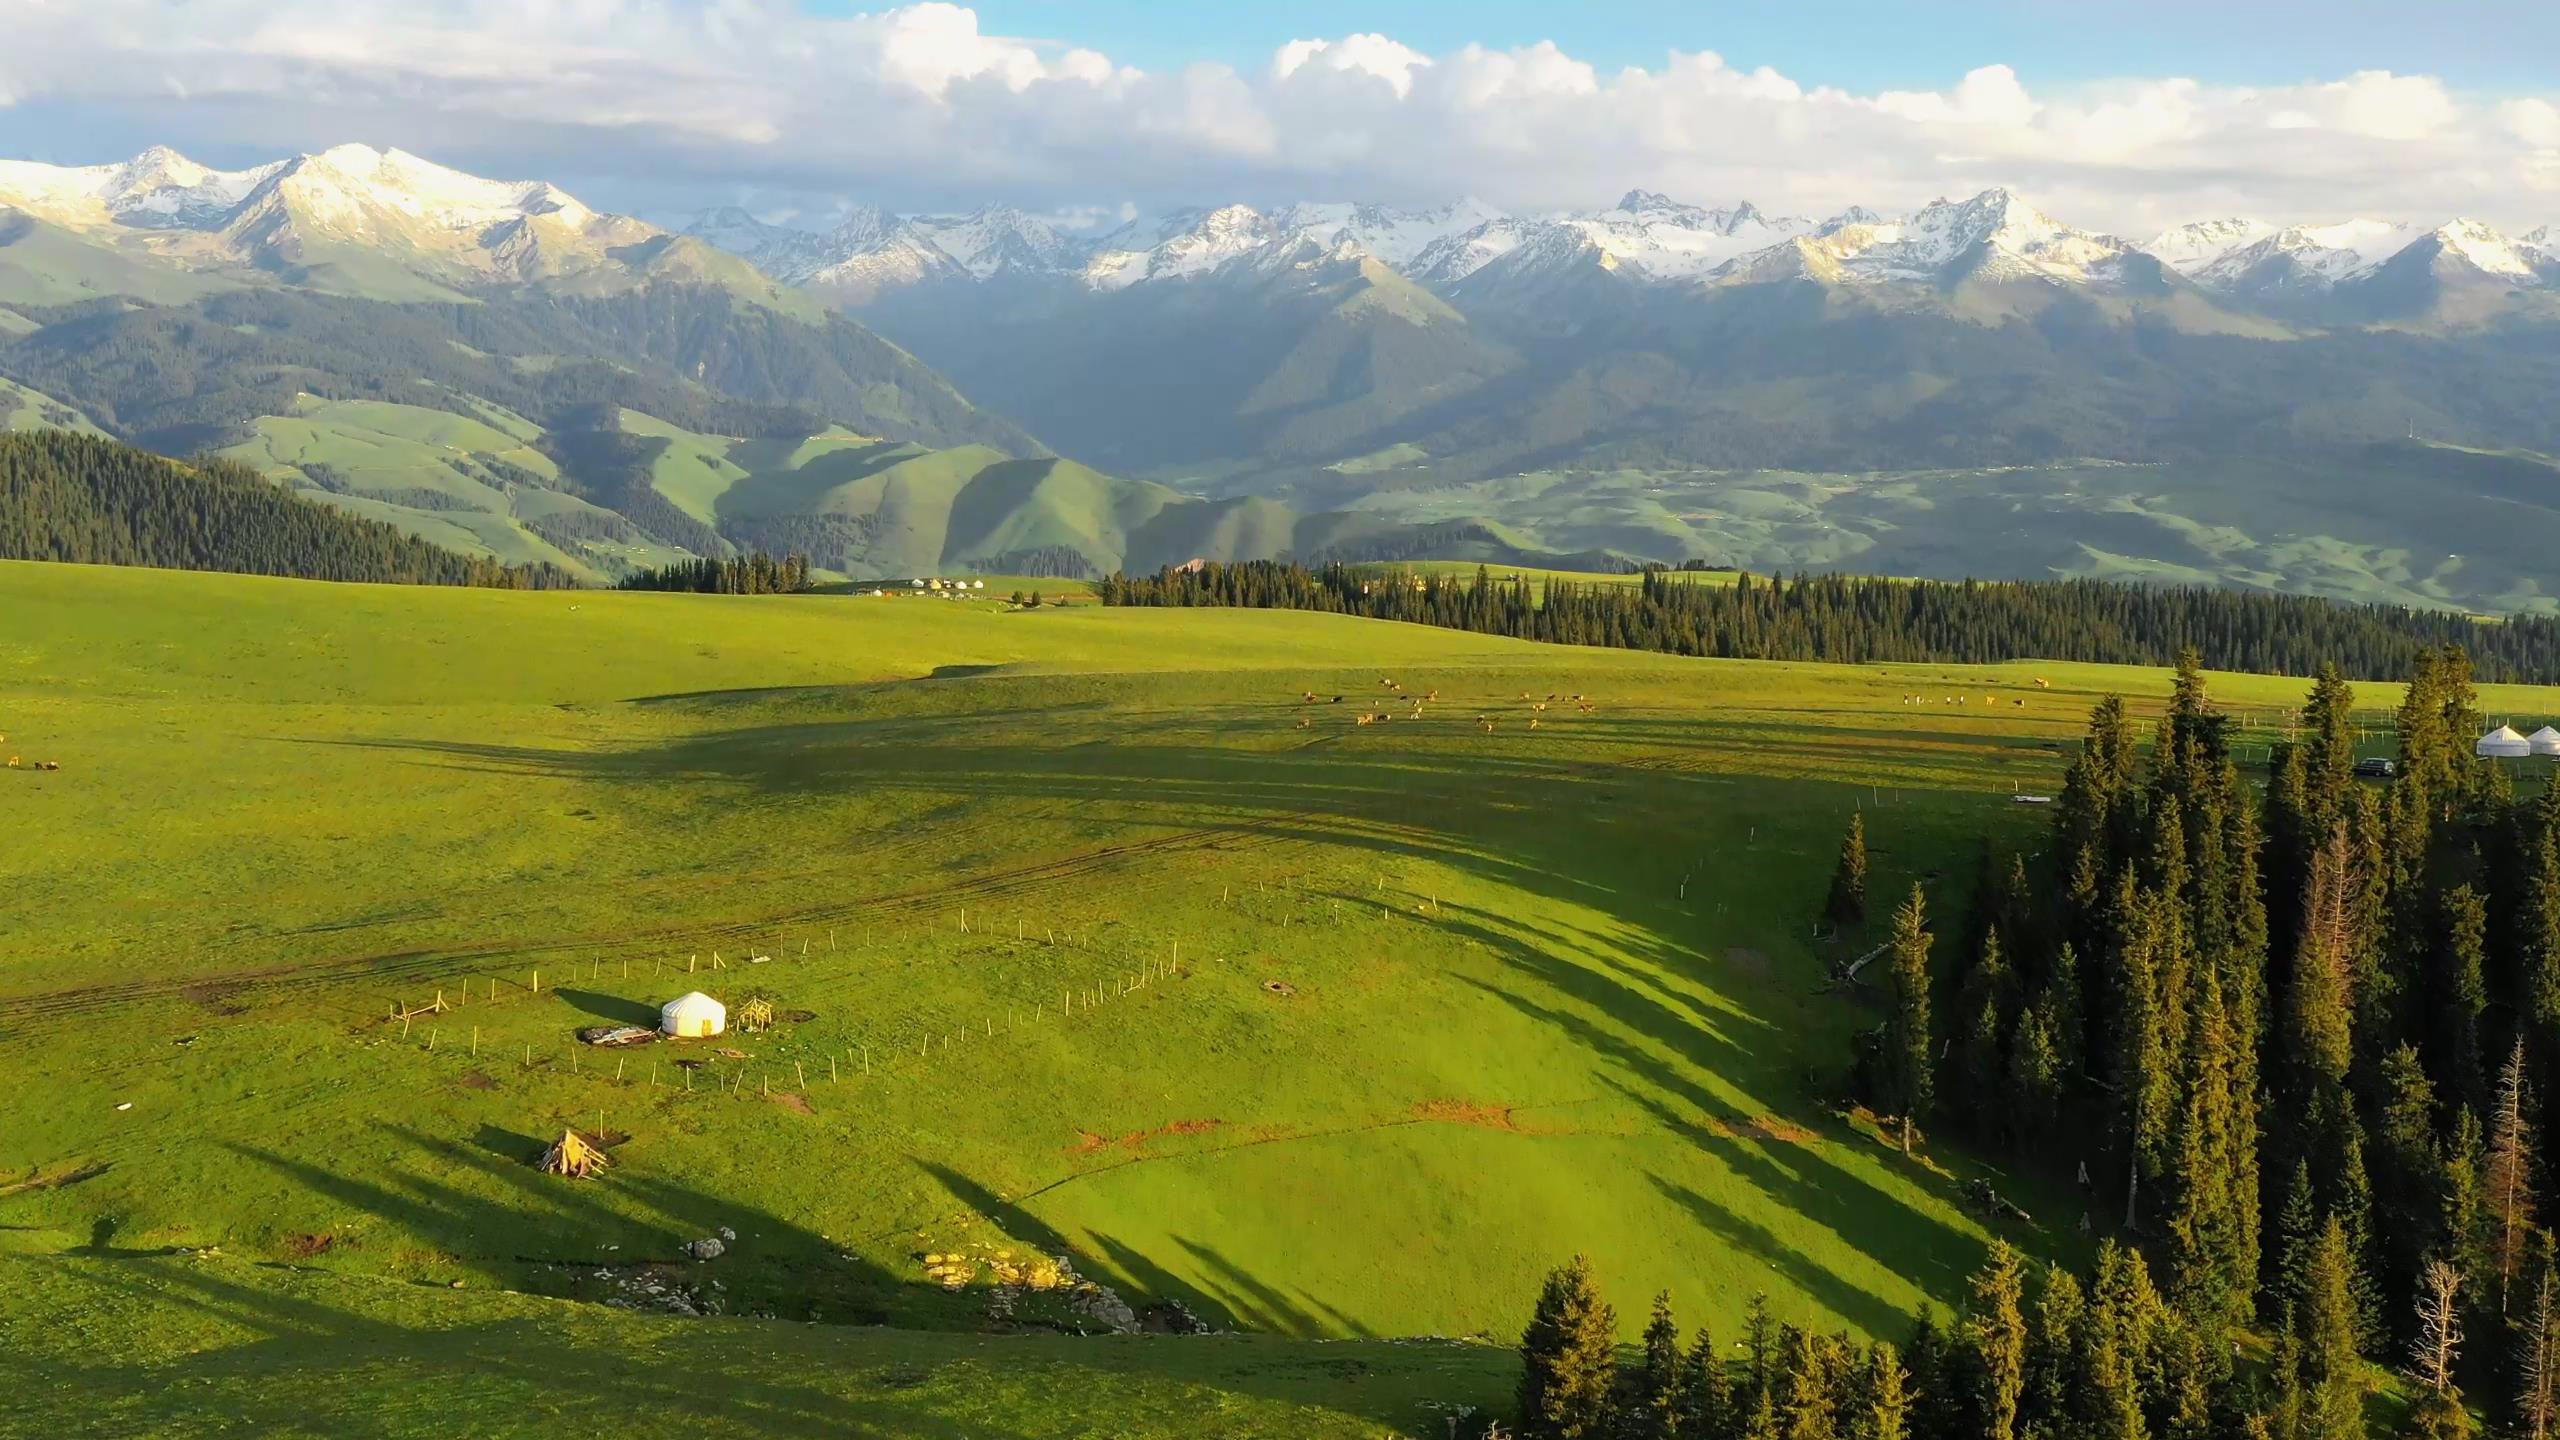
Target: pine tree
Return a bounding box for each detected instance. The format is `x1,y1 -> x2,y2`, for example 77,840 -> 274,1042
1883,884 -> 1934,1157
1901,1312 -> 1956,1440
1827,813 -> 1870,930
2296,1218 -> 2371,1440
1744,1293 -> 1780,1419
2489,1037 -> 2538,1313
1517,1255 -> 1620,1440
2163,955 -> 2243,1326
2301,666 -> 2359,832
2371,1046 -> 2446,1335
2107,878 -> 2176,1230
1849,1342 -> 1908,1440
1774,1327 -> 1844,1440
2003,1000 -> 2063,1157
2022,1264 -> 2083,1435
2434,885 -> 2490,1106
2274,1159 -> 2319,1322
1631,1291 -> 1684,1440
1677,1324 -> 1727,1440
2287,828 -> 2360,1092
1957,930 -> 2014,1146
2075,1244 -> 2152,1440
1965,1242 -> 2027,1440
2523,829 -> 2560,1081
2156,1322 -> 2220,1440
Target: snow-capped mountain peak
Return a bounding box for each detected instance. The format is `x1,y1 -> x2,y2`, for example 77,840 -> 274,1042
2425,218 -> 2538,279
2139,217 -> 2275,274
2194,219 -> 2422,294
905,205 -> 1081,279
1806,187 -> 2134,286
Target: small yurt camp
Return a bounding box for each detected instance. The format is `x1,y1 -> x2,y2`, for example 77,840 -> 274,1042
2529,726 -> 2560,757
661,991 -> 726,1039
2479,725 -> 2532,759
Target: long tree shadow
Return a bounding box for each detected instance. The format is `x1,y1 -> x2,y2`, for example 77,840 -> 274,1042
46,1256 -> 1039,1439
230,1120 -> 910,1323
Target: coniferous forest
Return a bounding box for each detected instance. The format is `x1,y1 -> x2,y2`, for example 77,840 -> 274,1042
0,431 -> 572,588
1102,561 -> 2560,685
1509,647 -> 2560,1439
612,551 -> 813,595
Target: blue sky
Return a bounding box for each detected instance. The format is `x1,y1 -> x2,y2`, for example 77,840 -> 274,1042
965,0 -> 2560,95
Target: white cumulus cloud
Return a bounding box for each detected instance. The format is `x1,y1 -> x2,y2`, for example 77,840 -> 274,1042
0,2 -> 2550,232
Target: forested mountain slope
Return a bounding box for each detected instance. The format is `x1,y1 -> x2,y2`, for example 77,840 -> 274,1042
0,430 -> 566,585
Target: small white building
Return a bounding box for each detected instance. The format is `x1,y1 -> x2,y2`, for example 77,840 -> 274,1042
2529,726 -> 2560,757
661,991 -> 727,1038
2479,725 -> 2532,759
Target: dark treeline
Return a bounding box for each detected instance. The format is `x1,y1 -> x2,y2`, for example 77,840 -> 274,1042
0,431 -> 570,588
1510,1241 -> 2321,1440
1821,646 -> 2560,1438
614,551 -> 811,595
1100,561 -> 2560,684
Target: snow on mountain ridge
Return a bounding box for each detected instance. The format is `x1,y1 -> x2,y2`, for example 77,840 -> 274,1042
2193,219 -> 2423,294
2428,218 -> 2537,279
2139,218 -> 2275,275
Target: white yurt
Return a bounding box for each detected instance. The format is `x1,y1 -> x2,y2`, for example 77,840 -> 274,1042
2478,725 -> 2532,759
2529,726 -> 2560,757
660,991 -> 726,1038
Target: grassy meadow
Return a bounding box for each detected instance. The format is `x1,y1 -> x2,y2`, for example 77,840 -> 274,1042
4,559 -> 2547,1434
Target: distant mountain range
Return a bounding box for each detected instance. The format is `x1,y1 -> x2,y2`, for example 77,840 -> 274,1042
679,183 -> 2558,316
6,143 -> 2560,610
0,143 -> 801,306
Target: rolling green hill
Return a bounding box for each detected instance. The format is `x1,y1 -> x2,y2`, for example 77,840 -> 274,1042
3,559 -> 2537,1432
0,430 -> 565,585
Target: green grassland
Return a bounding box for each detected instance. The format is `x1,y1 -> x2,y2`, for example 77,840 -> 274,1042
4,560 -> 2545,1433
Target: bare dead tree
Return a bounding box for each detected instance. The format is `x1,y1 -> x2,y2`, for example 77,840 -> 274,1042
2492,1038 -> 2539,1313
2408,1259 -> 2464,1397
2524,1266 -> 2560,1440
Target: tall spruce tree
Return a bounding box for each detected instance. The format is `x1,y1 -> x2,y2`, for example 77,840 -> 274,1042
2163,955 -> 2245,1327
2107,878 -> 2177,1230
1631,1291 -> 1684,1440
1850,1342 -> 1908,1440
1965,1242 -> 2028,1440
1883,884 -> 1935,1157
2296,1217 -> 2372,1440
1678,1324 -> 1727,1439
1957,930 -> 2015,1147
1774,1327 -> 1845,1440
2434,885 -> 2491,1108
1517,1255 -> 1619,1440
1828,813 -> 1870,930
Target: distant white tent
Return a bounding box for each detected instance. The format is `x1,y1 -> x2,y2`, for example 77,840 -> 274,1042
2478,725 -> 2532,759
660,991 -> 726,1038
2529,726 -> 2560,756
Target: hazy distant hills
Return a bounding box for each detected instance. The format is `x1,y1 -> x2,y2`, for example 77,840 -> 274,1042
6,143 -> 2560,606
